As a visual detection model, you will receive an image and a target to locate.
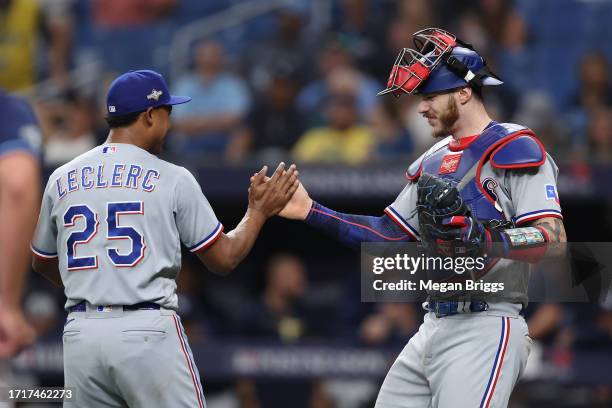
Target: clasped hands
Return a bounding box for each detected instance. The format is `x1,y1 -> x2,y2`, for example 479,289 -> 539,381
248,162 -> 313,221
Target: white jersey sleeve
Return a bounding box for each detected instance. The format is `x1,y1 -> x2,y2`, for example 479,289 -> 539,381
174,167 -> 223,252
504,154 -> 563,225
31,177 -> 59,258
384,182 -> 421,241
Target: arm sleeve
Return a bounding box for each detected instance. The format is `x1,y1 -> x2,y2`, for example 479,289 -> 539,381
31,180 -> 58,258
505,154 -> 563,225
305,202 -> 414,250
174,168 -> 224,252
0,97 -> 43,160
384,182 -> 421,240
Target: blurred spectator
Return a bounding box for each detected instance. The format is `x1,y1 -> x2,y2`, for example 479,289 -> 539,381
476,0 -> 513,45
570,52 -> 612,112
332,0 -> 390,80
385,17 -> 417,56
293,93 -> 375,164
309,380 -> 335,408
171,40 -> 251,156
567,52 -> 612,148
235,379 -> 261,408
456,11 -> 490,55
297,36 -> 381,125
586,107 -> 612,162
0,0 -> 73,91
240,253 -> 310,343
396,0 -> 434,34
369,99 -> 413,161
176,254 -> 219,342
387,0 -> 436,78
35,92 -> 98,166
494,10 -> 530,93
243,5 -> 312,94
230,68 -> 304,162
359,303 -> 419,347
23,291 -> 61,342
526,304 -> 563,342
512,91 -> 570,152
92,0 -> 177,27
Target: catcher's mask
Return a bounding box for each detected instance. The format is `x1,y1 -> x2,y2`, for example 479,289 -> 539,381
378,28 -> 503,97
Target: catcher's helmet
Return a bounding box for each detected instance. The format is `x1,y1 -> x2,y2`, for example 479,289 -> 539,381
378,28 -> 503,97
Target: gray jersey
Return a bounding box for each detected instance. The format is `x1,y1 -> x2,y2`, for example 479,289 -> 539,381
385,135 -> 563,304
32,143 -> 223,310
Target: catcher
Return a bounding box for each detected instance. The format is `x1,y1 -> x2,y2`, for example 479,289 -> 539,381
280,28 -> 566,407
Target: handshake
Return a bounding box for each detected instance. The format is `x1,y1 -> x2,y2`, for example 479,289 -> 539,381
247,162 -> 313,221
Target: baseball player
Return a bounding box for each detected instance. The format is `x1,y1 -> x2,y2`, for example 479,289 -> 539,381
31,70 -> 299,408
0,89 -> 40,358
0,88 -> 41,408
280,28 -> 567,407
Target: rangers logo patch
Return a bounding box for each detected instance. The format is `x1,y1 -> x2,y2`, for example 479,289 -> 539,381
545,184 -> 559,204
439,153 -> 462,174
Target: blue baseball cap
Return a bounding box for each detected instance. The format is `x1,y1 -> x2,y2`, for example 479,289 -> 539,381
417,46 -> 503,95
106,70 -> 191,117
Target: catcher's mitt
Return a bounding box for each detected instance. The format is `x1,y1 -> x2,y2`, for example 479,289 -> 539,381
416,173 -> 470,256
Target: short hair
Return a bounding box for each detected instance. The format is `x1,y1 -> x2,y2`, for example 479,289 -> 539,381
105,110 -> 144,129
470,84 -> 484,102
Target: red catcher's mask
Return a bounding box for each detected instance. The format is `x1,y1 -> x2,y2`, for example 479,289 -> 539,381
378,28 -> 457,97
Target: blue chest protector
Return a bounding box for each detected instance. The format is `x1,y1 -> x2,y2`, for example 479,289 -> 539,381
405,122 -> 546,222
304,122 -> 547,249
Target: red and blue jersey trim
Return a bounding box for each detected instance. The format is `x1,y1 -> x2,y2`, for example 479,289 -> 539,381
384,206 -> 420,241
514,209 -> 562,225
480,316 -> 511,408
31,245 -> 58,259
189,222 -> 224,252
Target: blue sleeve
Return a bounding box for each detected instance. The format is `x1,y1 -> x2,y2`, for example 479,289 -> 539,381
0,93 -> 42,160
304,202 -> 415,250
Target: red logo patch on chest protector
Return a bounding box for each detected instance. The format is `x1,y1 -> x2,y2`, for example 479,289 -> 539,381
438,153 -> 463,174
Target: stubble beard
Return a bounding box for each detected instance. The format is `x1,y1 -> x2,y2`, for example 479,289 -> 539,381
431,95 -> 459,139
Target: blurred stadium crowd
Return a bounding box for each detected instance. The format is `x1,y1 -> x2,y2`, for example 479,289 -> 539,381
3,0 -> 612,407
3,0 -> 611,167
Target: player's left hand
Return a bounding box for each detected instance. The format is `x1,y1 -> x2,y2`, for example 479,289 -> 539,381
0,306 -> 36,357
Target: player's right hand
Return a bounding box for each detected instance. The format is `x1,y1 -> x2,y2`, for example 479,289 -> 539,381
248,162 -> 299,218
0,306 -> 36,357
278,181 -> 312,220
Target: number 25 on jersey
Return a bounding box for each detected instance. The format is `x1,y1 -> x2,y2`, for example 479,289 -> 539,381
63,202 -> 145,270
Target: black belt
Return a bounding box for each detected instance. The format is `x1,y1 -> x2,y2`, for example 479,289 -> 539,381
68,301 -> 160,313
